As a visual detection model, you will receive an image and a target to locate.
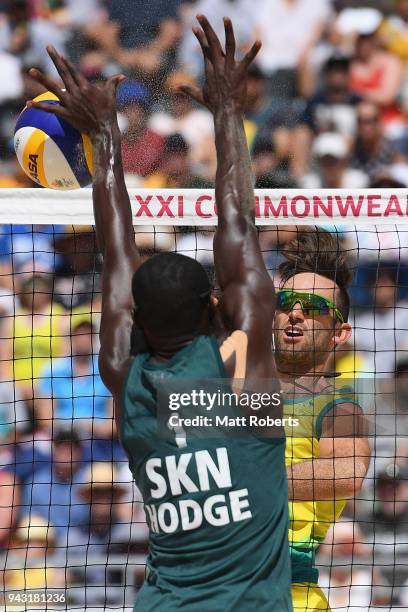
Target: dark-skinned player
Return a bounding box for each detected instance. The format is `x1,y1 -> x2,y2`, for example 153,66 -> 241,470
27,16 -> 292,612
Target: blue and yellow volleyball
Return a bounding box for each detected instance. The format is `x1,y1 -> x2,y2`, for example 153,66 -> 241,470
14,92 -> 93,190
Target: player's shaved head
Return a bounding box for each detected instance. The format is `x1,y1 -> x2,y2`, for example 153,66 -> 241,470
132,252 -> 212,337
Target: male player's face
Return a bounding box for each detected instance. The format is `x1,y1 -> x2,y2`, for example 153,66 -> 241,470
274,272 -> 351,370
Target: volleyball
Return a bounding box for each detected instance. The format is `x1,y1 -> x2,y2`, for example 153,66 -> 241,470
14,92 -> 93,190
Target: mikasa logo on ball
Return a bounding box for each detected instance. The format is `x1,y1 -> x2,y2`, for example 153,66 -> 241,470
28,154 -> 40,183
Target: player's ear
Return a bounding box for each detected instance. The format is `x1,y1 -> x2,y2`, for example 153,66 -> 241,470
333,322 -> 352,347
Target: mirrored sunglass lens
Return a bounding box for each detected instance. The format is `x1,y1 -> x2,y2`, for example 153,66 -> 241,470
277,292 -> 292,309
312,296 -> 331,313
301,296 -> 330,316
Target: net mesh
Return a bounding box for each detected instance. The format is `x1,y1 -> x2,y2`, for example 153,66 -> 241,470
0,193 -> 408,610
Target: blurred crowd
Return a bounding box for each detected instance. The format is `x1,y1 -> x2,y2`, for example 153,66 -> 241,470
2,0 -> 408,609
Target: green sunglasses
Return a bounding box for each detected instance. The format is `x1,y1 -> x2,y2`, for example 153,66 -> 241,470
276,290 -> 344,323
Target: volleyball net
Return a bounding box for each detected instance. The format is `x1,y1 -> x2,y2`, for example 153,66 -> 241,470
1,188 -> 408,610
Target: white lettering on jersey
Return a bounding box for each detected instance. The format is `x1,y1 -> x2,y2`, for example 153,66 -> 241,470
195,448 -> 232,491
144,448 -> 252,535
166,453 -> 199,496
146,458 -> 167,499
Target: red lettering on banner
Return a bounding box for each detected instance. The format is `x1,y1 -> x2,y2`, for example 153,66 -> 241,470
135,195 -> 153,217
264,196 -> 288,218
157,195 -> 175,218
255,196 -> 261,218
335,195 -> 363,217
178,195 -> 184,217
196,195 -> 214,218
291,196 -> 310,218
384,195 -> 403,217
313,195 -> 333,217
367,194 -> 381,217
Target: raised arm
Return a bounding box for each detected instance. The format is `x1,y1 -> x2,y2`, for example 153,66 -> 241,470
28,48 -> 141,408
180,17 -> 276,377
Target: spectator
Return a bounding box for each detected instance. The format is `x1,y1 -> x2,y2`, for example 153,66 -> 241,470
0,469 -> 20,551
178,0 -> 255,78
36,318 -> 121,461
88,0 -> 182,79
0,437 -> 49,486
53,225 -> 101,310
252,138 -> 296,187
144,133 -> 212,188
118,80 -> 165,180
252,139 -> 279,182
67,462 -> 146,606
372,463 -> 408,545
3,269 -> 67,400
302,132 -> 368,188
359,361 -> 408,505
350,101 -> 396,178
353,264 -> 408,376
0,48 -> 23,103
149,71 -> 215,180
244,66 -> 300,161
318,521 -> 391,609
340,8 -> 404,109
0,375 -> 27,445
292,54 -> 362,178
21,428 -> 90,545
3,515 -> 65,592
378,0 -> 408,63
0,0 -> 67,75
108,0 -> 181,49
252,0 -> 332,98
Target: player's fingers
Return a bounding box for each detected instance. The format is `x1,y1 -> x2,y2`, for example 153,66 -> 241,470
197,15 -> 224,58
46,45 -> 77,93
193,26 -> 211,60
177,85 -> 205,106
224,17 -> 236,65
240,40 -> 262,71
26,100 -> 70,120
108,74 -> 127,92
28,68 -> 64,100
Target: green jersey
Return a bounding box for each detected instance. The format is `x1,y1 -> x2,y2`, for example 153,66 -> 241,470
121,335 -> 292,611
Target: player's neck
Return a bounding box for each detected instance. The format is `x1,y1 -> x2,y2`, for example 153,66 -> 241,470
147,334 -> 197,363
278,367 -> 328,389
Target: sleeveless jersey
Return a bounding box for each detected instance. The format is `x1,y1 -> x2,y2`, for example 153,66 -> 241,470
283,385 -> 360,584
121,335 -> 292,611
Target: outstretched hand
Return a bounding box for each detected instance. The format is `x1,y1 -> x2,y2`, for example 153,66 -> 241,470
27,46 -> 126,136
179,15 -> 261,114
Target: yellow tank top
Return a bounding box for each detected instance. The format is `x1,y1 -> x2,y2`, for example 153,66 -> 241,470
284,384 -> 359,583
11,303 -> 66,384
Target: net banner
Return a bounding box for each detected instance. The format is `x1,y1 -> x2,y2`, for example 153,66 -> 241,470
1,194 -> 408,610
0,188 -> 408,225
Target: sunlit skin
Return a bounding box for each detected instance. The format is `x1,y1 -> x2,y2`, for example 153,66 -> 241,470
274,272 -> 352,378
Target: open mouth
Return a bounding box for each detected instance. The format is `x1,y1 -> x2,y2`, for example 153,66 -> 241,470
283,326 -> 304,340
